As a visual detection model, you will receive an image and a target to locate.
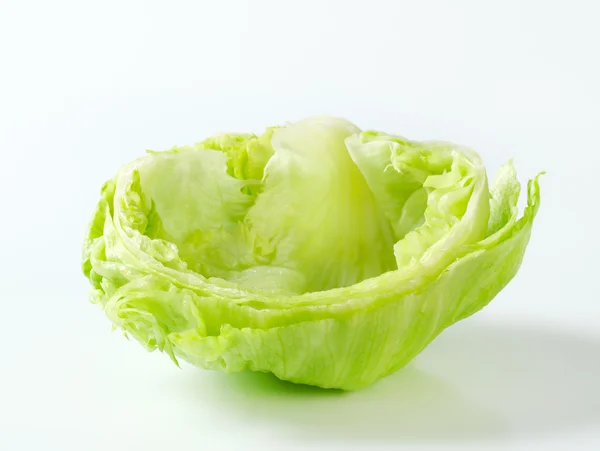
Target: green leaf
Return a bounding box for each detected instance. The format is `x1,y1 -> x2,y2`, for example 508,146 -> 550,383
83,116 -> 542,390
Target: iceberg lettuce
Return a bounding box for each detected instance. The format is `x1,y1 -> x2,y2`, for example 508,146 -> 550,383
83,116 -> 541,390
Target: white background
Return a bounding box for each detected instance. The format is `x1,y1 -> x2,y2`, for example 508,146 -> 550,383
1,0 -> 599,450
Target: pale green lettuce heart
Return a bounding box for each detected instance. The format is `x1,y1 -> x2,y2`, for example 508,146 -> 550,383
83,116 -> 542,390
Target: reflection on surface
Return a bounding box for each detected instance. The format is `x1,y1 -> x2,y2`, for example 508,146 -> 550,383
181,320 -> 600,444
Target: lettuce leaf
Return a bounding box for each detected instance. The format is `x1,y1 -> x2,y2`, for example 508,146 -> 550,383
83,116 -> 541,390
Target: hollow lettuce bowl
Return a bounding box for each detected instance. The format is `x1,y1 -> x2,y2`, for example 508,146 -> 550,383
83,116 -> 541,390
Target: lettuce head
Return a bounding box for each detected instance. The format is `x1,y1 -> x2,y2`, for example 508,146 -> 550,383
82,116 -> 541,390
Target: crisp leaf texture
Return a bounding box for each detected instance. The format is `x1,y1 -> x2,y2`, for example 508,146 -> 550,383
83,116 -> 541,390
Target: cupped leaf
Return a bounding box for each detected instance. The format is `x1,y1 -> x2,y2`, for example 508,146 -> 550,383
83,116 -> 542,390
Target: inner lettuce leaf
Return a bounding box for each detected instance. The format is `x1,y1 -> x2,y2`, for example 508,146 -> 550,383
83,116 -> 541,390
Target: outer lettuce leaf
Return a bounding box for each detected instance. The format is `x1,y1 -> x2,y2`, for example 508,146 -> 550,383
83,116 -> 542,390
154,173 -> 541,389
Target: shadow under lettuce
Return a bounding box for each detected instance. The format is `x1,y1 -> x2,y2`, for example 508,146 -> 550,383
179,319 -> 600,444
